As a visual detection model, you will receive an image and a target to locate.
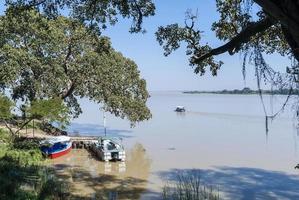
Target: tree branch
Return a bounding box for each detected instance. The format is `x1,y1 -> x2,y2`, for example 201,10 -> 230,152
133,0 -> 144,32
3,120 -> 16,136
3,118 -> 33,136
61,81 -> 75,99
29,0 -> 47,7
63,39 -> 73,74
15,118 -> 33,135
193,17 -> 275,64
60,38 -> 76,99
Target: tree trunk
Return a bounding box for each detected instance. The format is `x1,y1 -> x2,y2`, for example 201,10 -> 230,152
254,0 -> 299,61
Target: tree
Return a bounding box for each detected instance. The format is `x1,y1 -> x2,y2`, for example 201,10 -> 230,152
0,94 -> 69,137
156,0 -> 299,93
0,8 -> 151,124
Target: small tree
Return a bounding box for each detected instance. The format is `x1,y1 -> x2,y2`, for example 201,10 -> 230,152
0,94 -> 70,137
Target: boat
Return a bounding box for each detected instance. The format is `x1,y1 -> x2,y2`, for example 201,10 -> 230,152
91,137 -> 125,162
175,106 -> 186,112
40,136 -> 72,159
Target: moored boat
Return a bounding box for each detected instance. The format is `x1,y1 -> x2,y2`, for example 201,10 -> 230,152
40,136 -> 72,159
175,106 -> 186,112
91,137 -> 125,162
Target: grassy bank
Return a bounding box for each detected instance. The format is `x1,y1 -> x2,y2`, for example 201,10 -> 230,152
0,128 -> 69,200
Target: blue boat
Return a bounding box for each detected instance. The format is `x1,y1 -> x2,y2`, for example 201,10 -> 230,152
40,136 -> 72,159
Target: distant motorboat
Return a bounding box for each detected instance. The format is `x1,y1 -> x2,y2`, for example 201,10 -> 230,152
40,136 -> 72,159
175,106 -> 186,112
91,137 -> 125,162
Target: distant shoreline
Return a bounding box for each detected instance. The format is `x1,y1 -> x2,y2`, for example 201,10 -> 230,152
183,87 -> 297,95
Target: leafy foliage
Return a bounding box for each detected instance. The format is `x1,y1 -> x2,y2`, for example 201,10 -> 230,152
0,128 -> 12,144
0,129 -> 69,200
0,94 -> 14,120
0,8 -> 151,123
156,11 -> 224,76
5,0 -> 155,34
155,1 -> 294,77
0,95 -> 71,136
29,98 -> 70,126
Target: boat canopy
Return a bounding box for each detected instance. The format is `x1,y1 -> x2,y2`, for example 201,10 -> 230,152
99,137 -> 124,151
41,136 -> 70,145
176,106 -> 185,109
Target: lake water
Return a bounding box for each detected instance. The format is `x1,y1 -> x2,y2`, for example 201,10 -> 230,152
53,92 -> 299,199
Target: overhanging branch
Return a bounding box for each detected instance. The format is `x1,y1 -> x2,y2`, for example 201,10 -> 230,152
193,17 -> 275,64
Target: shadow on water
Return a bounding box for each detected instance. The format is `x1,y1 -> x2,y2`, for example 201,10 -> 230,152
58,169 -> 157,200
67,123 -> 133,139
158,167 -> 299,200
51,143 -> 158,199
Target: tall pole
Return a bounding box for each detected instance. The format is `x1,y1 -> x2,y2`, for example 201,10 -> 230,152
103,112 -> 106,137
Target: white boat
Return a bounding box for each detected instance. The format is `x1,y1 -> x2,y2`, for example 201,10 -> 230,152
91,137 -> 125,162
174,106 -> 186,112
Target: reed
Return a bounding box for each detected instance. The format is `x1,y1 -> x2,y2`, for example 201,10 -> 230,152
162,170 -> 221,200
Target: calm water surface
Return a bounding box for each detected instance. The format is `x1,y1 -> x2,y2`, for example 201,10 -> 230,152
54,92 -> 299,199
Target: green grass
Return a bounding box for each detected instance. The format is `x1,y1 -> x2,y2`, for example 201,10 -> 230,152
0,128 -> 70,200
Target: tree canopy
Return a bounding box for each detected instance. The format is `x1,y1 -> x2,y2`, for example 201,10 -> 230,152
5,0 -> 155,34
0,7 -> 151,124
156,0 -> 299,91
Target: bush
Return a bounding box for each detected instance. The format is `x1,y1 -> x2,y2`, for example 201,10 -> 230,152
3,149 -> 43,167
0,128 -> 12,144
13,137 -> 41,150
0,129 -> 69,199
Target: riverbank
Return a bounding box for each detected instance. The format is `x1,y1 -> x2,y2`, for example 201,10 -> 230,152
183,87 -> 298,95
0,128 -> 69,199
0,125 -> 155,199
0,122 -> 52,139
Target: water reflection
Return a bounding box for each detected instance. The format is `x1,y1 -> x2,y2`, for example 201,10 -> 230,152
50,143 -> 151,199
175,111 -> 186,117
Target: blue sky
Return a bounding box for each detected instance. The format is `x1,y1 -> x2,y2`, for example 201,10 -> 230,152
0,0 -> 292,91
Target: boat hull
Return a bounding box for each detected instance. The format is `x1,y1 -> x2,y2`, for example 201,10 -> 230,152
41,141 -> 72,159
49,145 -> 72,159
